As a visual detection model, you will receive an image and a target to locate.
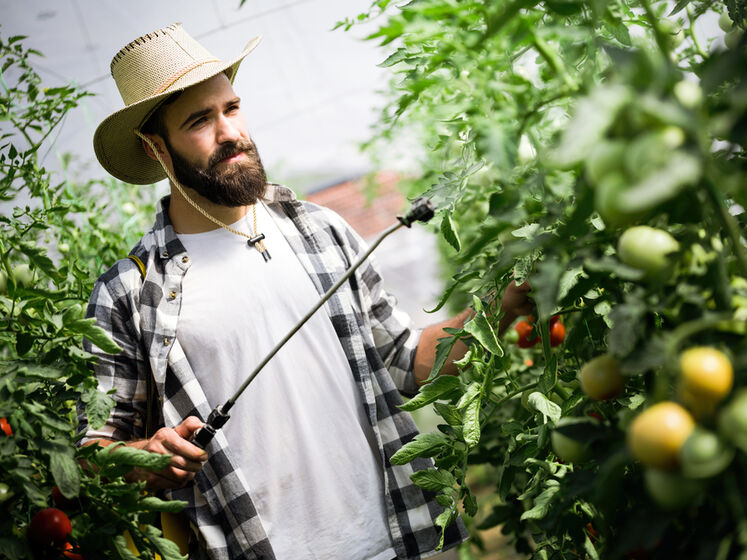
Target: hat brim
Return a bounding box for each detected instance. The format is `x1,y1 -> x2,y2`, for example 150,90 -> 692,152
93,35 -> 262,185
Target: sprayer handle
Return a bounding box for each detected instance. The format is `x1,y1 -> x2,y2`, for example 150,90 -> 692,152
191,405 -> 232,450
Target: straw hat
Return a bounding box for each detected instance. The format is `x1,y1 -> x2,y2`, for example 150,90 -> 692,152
93,23 -> 262,185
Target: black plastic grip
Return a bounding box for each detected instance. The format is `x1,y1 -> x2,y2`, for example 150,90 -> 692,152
191,405 -> 231,450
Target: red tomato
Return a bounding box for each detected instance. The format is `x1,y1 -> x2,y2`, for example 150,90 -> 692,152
549,318 -> 566,347
62,542 -> 84,560
28,508 -> 72,551
515,320 -> 539,348
0,417 -> 12,436
51,486 -> 78,510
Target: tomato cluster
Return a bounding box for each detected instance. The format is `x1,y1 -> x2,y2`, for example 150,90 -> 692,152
513,315 -> 565,349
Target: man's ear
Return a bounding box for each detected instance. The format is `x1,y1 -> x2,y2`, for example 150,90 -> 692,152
140,134 -> 166,161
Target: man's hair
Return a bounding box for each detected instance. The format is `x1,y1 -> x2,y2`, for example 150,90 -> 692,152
139,91 -> 182,139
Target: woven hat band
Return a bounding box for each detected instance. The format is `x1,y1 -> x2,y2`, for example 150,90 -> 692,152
152,57 -> 222,95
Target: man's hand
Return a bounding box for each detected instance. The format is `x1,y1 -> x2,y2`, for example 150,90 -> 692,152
86,416 -> 208,491
127,416 -> 208,490
497,279 -> 534,336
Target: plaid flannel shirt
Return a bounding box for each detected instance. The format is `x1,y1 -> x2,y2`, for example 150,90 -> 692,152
78,184 -> 467,560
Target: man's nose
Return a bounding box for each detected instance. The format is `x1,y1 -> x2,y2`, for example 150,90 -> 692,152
215,113 -> 242,144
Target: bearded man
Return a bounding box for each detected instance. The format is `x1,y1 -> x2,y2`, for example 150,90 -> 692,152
78,23 -> 533,560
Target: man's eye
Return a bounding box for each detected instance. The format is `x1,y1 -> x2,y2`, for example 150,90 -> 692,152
191,117 -> 206,128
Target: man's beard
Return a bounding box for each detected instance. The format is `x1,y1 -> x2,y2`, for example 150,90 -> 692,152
166,137 -> 267,207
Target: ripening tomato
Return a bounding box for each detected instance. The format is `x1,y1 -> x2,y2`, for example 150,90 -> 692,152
628,402 -> 695,469
549,317 -> 565,347
680,347 -> 733,404
28,508 -> 72,550
579,355 -> 624,400
515,319 -> 539,348
0,417 -> 11,436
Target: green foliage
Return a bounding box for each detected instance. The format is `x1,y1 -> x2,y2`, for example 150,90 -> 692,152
348,0 -> 747,558
0,34 -> 181,559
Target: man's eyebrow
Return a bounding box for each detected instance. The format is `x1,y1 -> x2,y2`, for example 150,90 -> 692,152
179,98 -> 241,130
180,108 -> 211,130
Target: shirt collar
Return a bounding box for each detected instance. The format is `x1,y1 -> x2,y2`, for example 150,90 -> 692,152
152,184 -> 299,261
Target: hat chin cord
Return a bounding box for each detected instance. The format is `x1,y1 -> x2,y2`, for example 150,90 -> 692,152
134,129 -> 270,259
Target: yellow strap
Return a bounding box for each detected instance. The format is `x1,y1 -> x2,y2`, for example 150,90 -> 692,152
128,255 -> 146,279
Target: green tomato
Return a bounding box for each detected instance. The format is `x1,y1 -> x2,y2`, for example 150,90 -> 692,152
719,12 -> 734,32
673,80 -> 703,109
643,468 -> 703,510
617,226 -> 680,282
12,264 -> 34,289
58,242 -> 70,254
594,172 -> 645,227
585,141 -> 626,186
0,482 -> 12,502
718,389 -> 747,452
659,19 -> 685,49
551,418 -> 592,463
725,28 -> 744,50
679,427 -> 734,479
503,328 -> 519,345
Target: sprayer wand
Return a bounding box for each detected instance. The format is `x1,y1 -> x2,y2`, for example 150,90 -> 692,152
191,197 -> 435,449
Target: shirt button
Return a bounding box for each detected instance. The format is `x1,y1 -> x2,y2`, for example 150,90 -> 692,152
161,251 -> 169,258
182,256 -> 189,263
169,290 -> 177,300
163,338 -> 171,346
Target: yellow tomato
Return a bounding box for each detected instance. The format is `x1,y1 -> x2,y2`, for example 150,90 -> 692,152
579,354 -> 624,401
628,402 -> 695,469
680,347 -> 733,403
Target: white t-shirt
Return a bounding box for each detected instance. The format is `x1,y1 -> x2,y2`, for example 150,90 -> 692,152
176,203 -> 396,560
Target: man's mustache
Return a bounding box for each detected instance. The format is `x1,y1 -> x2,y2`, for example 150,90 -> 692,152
208,140 -> 255,169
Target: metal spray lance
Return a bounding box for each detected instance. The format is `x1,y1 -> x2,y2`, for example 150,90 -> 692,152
190,197 -> 435,450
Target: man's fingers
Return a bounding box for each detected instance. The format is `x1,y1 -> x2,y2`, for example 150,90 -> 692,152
160,429 -> 208,463
173,416 -> 204,439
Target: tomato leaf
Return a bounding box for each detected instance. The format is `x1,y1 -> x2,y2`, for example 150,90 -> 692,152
462,395 -> 482,448
520,480 -> 560,521
617,151 -> 702,213
463,312 -> 503,357
139,496 -> 188,513
142,524 -> 188,560
97,444 -> 172,470
551,84 -> 632,167
440,211 -> 461,252
68,318 -> 122,354
527,392 -> 561,424
390,432 -> 447,465
425,270 -> 480,313
410,468 -> 456,492
399,375 -> 461,411
41,440 -> 80,499
81,387 -> 115,430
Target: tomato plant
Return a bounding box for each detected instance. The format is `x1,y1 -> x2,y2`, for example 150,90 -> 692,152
0,34 -> 187,559
345,0 -> 747,557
